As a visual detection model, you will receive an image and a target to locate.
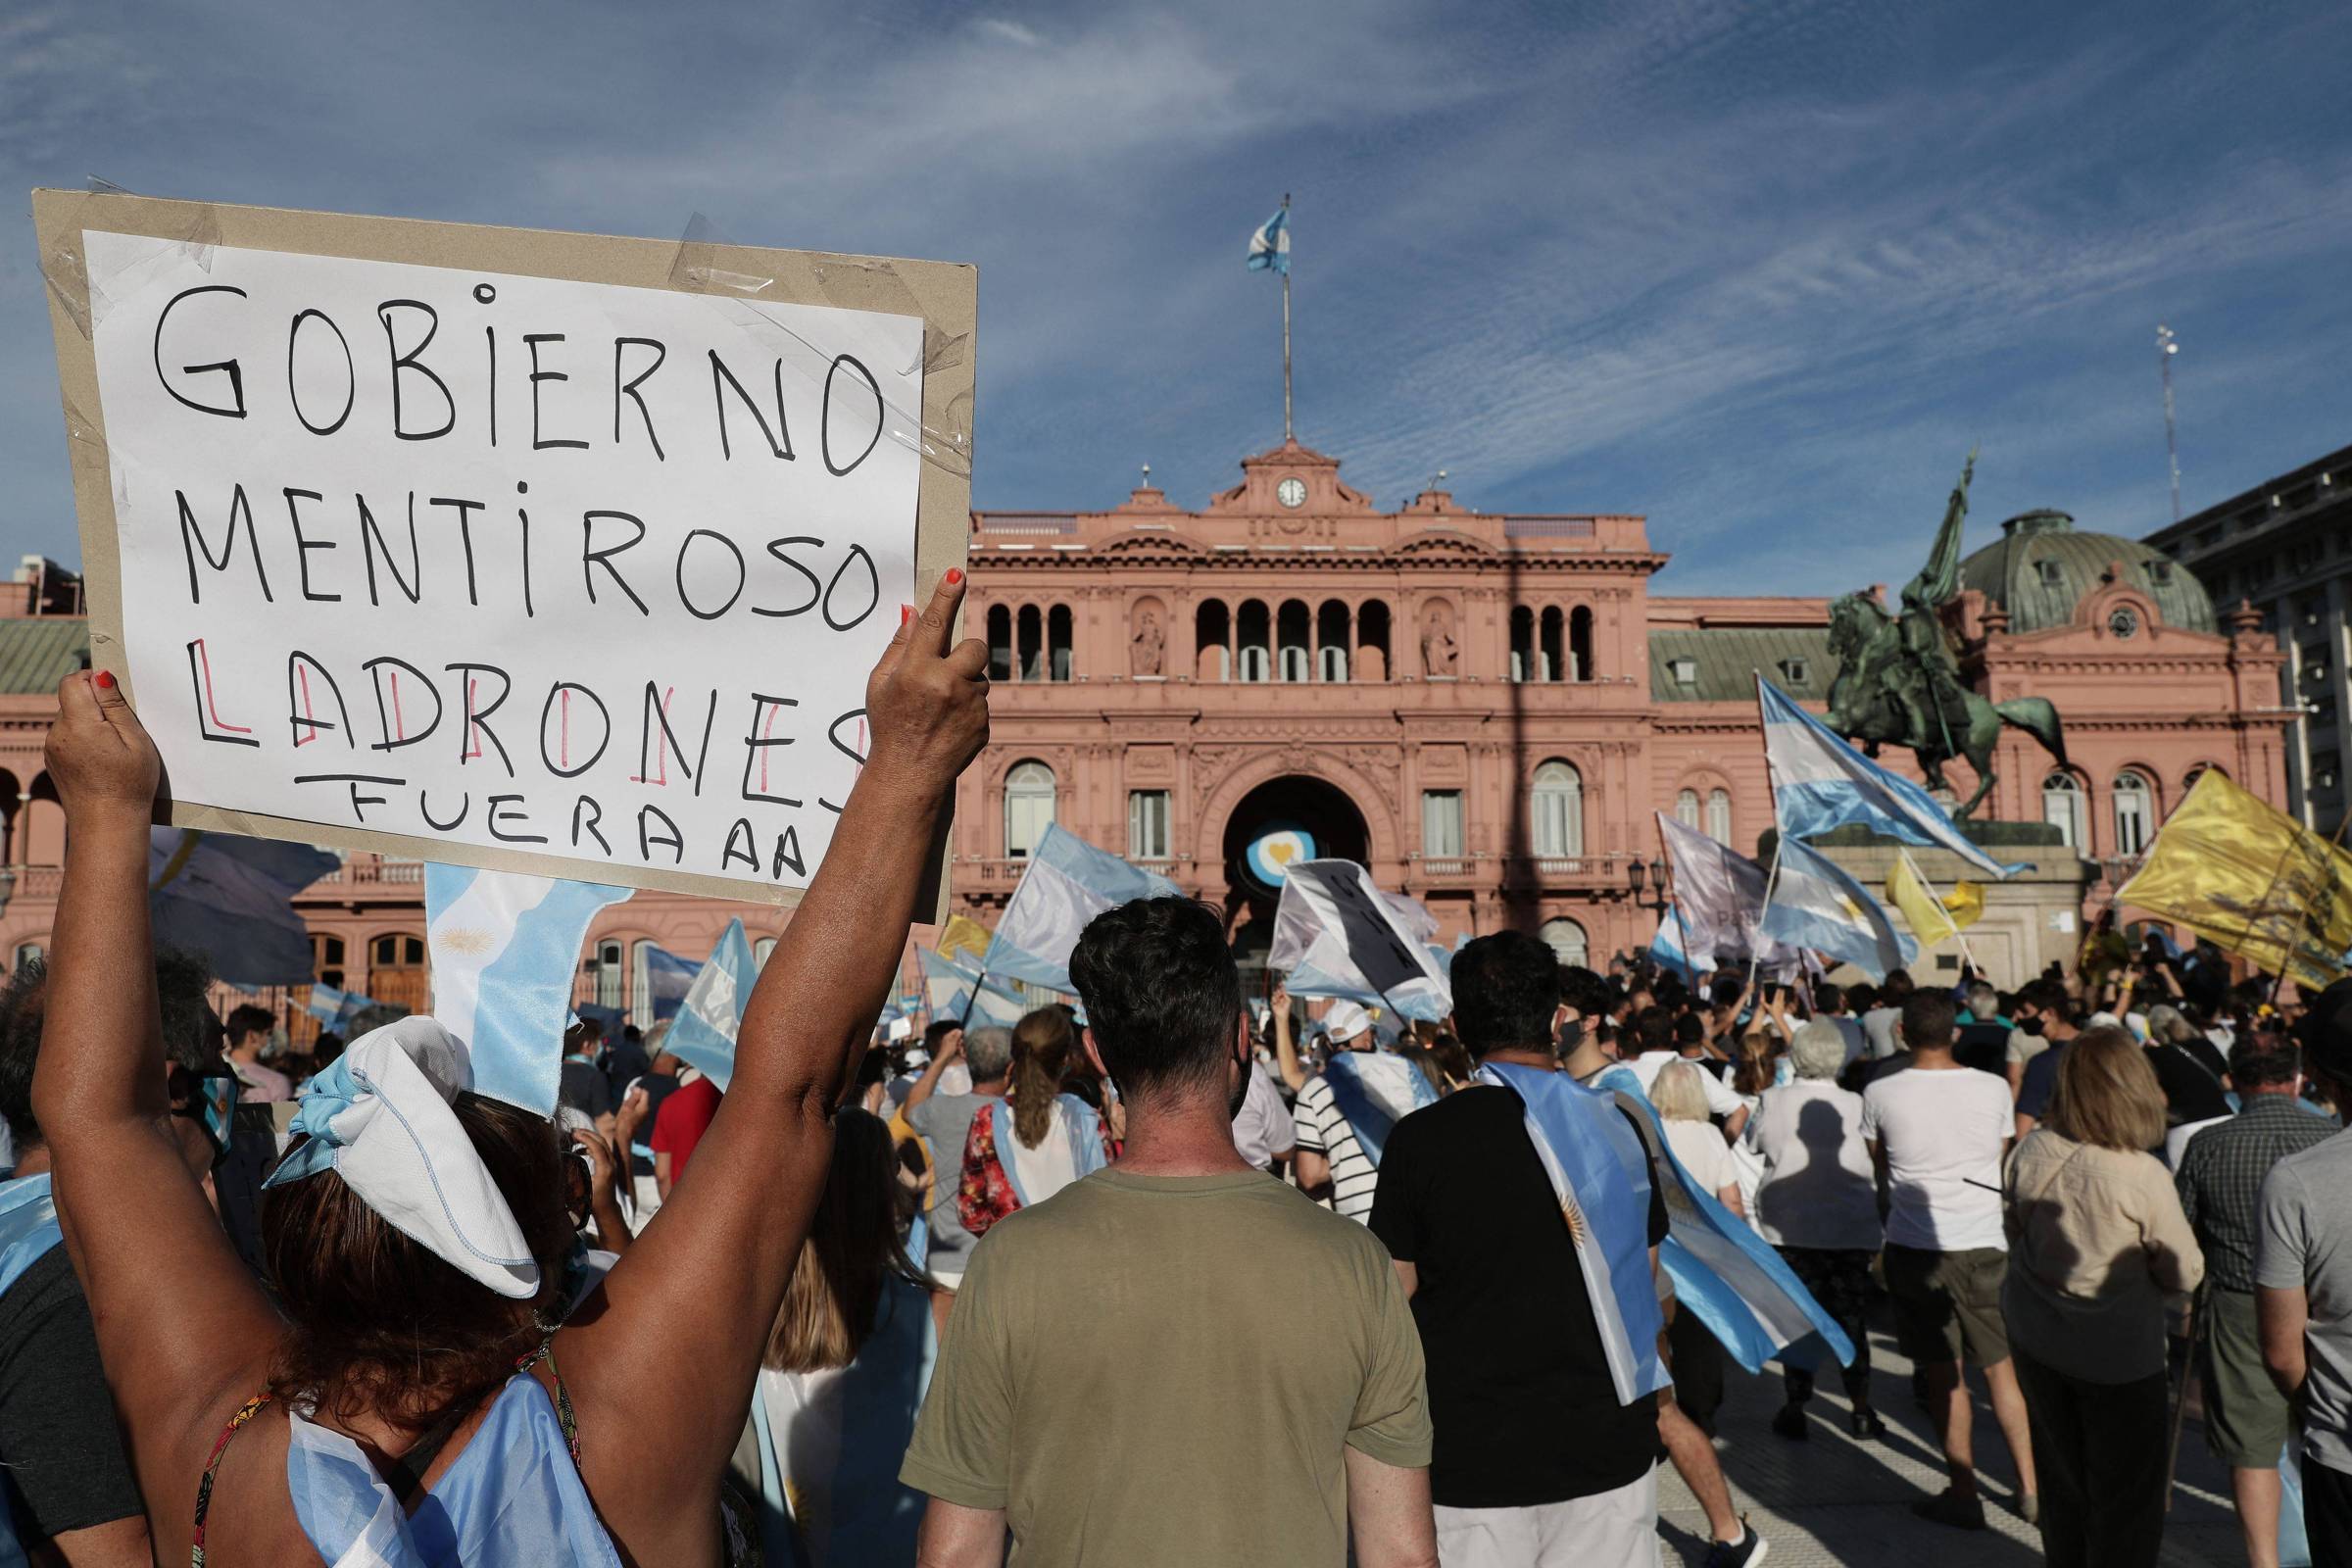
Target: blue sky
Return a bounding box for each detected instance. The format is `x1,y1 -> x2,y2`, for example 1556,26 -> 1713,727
2,0 -> 2346,594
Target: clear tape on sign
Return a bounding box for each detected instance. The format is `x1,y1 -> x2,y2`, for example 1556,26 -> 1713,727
665,213 -> 972,480
43,179 -> 223,340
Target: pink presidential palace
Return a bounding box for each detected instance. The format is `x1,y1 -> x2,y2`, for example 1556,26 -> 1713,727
0,437 -> 2292,1027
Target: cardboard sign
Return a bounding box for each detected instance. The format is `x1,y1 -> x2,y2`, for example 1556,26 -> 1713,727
35,191 -> 974,908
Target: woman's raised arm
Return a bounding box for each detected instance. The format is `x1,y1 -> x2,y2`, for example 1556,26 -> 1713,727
31,671 -> 284,1510
560,570 -> 989,1537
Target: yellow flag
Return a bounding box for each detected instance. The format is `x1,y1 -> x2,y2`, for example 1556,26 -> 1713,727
1942,879 -> 1984,932
1886,851 -> 1958,946
2118,769 -> 2352,990
936,913 -> 993,966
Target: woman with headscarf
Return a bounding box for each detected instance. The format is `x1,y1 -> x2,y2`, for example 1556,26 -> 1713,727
29,579 -> 988,1567
2002,1025 -> 2205,1568
737,1108 -> 947,1566
956,1006 -> 1112,1238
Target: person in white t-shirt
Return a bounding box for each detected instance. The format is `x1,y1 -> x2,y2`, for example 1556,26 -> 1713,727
1653,1061 -> 1743,1218
1861,991 -> 2038,1532
1624,1009 -> 1751,1142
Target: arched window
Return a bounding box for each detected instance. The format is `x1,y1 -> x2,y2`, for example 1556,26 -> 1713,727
986,605 -> 1014,682
1540,608 -> 1565,683
1509,606 -> 1535,683
1048,605 -> 1073,681
1277,599 -> 1311,682
2042,772 -> 2084,850
1539,917 -> 1589,969
2183,762 -> 2225,796
1317,600 -> 1351,681
1675,788 -> 1700,829
2114,770 -> 2154,857
1016,605 -> 1044,682
1569,606 -> 1594,681
1237,601 -> 1271,683
1706,788 -> 1733,845
1004,761 -> 1056,858
1195,599 -> 1231,682
367,932 -> 428,1012
1532,760 -> 1584,858
594,938 -> 624,1010
1356,602 -> 1392,682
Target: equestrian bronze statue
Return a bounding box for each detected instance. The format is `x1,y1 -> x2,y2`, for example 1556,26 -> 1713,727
1824,456 -> 2067,819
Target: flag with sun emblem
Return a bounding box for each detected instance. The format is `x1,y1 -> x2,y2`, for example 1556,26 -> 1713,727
425,865 -> 636,1114
1757,837 -> 1916,983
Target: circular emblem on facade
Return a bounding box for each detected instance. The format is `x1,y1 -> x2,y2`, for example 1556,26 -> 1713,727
2108,605 -> 2141,639
1277,476 -> 1306,510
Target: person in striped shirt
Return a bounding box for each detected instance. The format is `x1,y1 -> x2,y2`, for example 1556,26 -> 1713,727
1292,1003 -> 1387,1224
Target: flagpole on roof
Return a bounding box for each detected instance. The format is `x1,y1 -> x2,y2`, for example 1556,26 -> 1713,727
1281,193 -> 1294,441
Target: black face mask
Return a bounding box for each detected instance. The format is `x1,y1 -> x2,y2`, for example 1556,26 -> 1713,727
1559,1018 -> 1587,1050
2018,1016 -> 2046,1037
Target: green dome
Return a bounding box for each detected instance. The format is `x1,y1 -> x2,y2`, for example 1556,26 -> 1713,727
1958,510 -> 2215,634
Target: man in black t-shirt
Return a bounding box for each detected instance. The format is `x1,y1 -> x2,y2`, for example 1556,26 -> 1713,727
1370,934 -> 1765,1568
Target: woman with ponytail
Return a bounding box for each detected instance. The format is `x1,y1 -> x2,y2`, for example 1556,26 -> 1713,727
956,1008 -> 1113,1237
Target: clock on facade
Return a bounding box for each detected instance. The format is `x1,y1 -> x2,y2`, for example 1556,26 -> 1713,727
1276,477 -> 1306,509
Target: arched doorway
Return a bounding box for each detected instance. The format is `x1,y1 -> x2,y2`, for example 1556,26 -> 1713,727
1220,775 -> 1371,974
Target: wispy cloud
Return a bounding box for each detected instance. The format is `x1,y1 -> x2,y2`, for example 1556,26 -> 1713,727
0,0 -> 2345,599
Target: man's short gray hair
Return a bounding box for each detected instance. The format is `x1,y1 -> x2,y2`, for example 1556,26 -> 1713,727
1965,979 -> 1998,1015
1789,1020 -> 1849,1081
964,1026 -> 1013,1082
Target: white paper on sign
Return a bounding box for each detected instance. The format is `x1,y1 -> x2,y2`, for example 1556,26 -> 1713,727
83,230 -> 927,894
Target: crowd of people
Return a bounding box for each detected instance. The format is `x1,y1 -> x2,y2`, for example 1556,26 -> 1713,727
3,597 -> 2352,1566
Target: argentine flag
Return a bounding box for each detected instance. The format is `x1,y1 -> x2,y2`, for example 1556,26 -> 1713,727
664,919 -> 760,1089
424,865 -> 636,1115
637,943 -> 700,1022
1247,206 -> 1290,275
1757,675 -> 2027,878
1758,837 -> 1917,984
983,824 -> 1181,995
148,828 -> 339,988
917,947 -> 1024,1026
1648,906 -> 1714,976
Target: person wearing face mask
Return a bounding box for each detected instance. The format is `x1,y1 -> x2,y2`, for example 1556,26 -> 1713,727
2005,979 -> 2069,1099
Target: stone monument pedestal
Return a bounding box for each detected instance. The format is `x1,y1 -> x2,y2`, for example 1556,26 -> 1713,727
1763,822 -> 2093,993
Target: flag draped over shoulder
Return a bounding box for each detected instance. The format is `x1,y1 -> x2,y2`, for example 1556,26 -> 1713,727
147,828 -> 339,988
982,825 -> 1180,994
1759,838 -> 1917,983
1246,206 -> 1289,274
1757,676 -> 2027,879
425,866 -> 636,1115
2119,769 -> 2352,991
1269,859 -> 1453,1020
1591,1063 -> 1856,1376
665,920 -> 760,1089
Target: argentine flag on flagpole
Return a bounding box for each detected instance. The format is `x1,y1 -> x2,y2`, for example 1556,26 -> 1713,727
1758,837 -> 1918,984
665,920 -> 760,1089
1757,675 -> 2029,879
1247,205 -> 1290,274
983,824 -> 1182,994
425,866 -> 637,1115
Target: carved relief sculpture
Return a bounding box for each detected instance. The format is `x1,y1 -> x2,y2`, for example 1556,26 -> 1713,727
1420,601 -> 1459,677
1130,607 -> 1164,676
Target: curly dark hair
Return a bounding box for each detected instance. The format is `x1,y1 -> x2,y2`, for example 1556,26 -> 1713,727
263,1092 -> 577,1433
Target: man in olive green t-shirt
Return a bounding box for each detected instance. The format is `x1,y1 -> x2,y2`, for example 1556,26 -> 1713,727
902,897 -> 1437,1568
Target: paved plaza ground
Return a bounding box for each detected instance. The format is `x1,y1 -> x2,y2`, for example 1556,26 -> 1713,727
1658,1326 -> 2249,1566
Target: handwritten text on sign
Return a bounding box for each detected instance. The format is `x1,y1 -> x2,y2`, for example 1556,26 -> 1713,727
84,230 -> 925,892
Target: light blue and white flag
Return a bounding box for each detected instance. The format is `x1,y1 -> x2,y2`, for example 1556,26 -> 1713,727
982,824 -> 1181,994
1321,1051 -> 1439,1166
1757,837 -> 1917,984
1477,1062 -> 1671,1404
916,947 -> 1024,1026
148,828 -> 339,988
1649,907 -> 1715,977
665,919 -> 760,1089
637,944 -> 700,1022
424,865 -> 636,1115
1590,1062 -> 1856,1376
305,982 -> 380,1031
1246,204 -> 1290,274
1757,675 -> 2027,878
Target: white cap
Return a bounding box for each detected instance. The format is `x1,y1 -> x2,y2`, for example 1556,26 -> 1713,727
1321,1001 -> 1374,1043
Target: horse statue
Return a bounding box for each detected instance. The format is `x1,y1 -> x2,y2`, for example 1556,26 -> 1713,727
1821,455 -> 2068,819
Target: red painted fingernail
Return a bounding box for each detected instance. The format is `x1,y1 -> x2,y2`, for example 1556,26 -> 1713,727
901,605 -> 914,625
946,567 -> 963,586
95,670 -> 115,690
